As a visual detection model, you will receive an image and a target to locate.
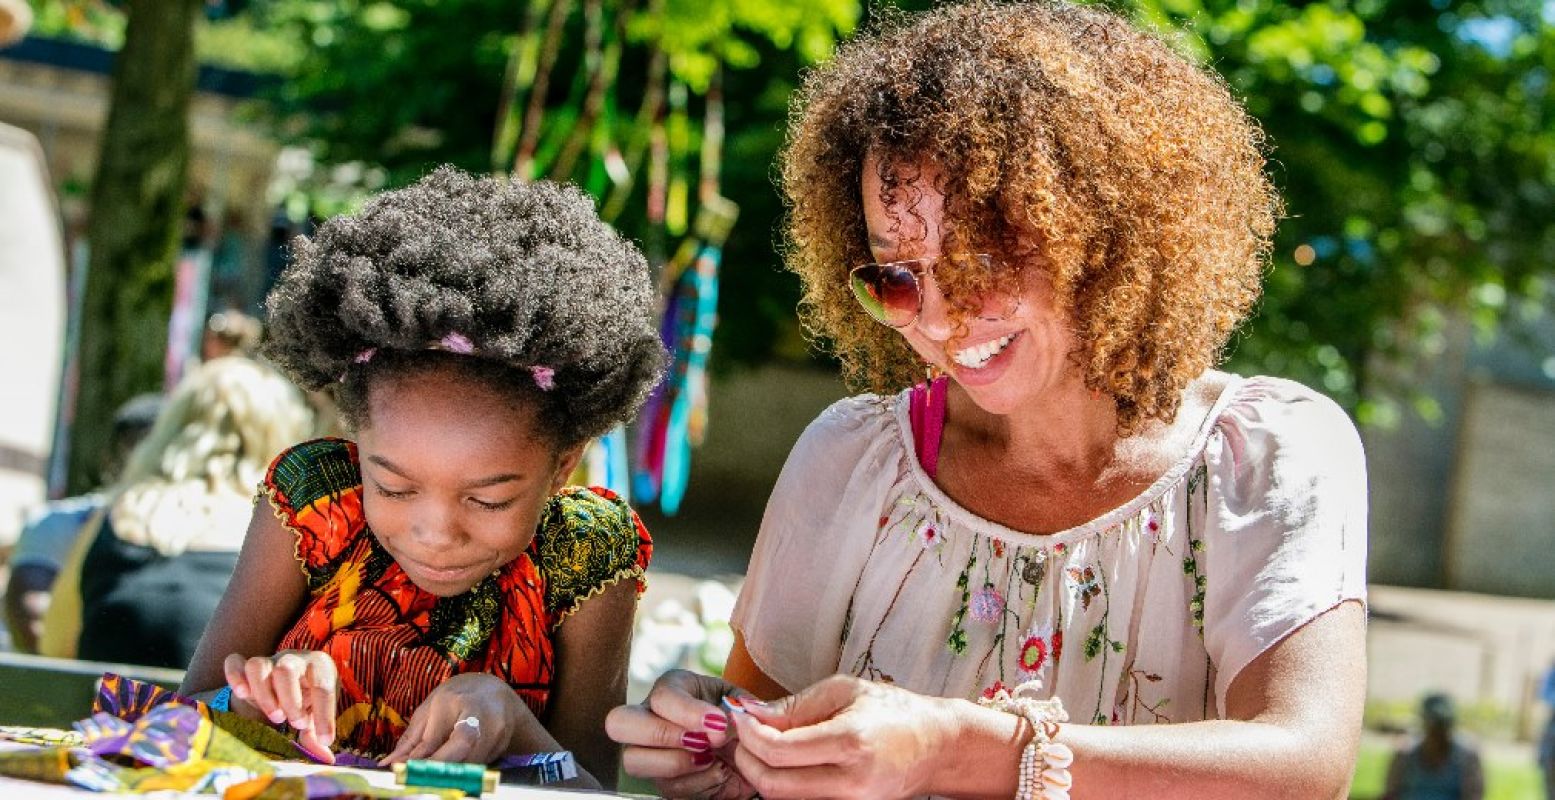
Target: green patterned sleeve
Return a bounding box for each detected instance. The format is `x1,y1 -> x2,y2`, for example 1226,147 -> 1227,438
259,437 -> 366,583
535,486 -> 653,629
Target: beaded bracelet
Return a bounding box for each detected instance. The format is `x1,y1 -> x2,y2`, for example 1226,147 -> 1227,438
977,681 -> 1074,800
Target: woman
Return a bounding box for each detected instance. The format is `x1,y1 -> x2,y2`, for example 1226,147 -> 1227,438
52,357 -> 314,667
609,3 -> 1368,799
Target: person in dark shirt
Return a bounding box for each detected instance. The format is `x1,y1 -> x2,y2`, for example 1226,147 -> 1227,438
1384,693 -> 1484,800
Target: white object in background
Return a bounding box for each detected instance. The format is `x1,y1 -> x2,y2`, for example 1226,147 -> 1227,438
0,124 -> 66,547
0,0 -> 32,47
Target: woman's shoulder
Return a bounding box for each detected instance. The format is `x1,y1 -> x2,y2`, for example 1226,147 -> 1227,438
788,392 -> 907,465
1211,374 -> 1363,466
534,486 -> 652,627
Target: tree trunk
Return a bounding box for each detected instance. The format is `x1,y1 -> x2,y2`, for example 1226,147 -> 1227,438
68,0 -> 202,493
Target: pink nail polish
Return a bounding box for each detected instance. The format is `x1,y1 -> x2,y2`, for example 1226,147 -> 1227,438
703,712 -> 728,732
267,709 -> 285,724
692,751 -> 715,767
681,731 -> 710,752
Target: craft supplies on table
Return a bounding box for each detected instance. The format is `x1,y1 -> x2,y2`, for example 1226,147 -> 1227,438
393,760 -> 496,796
0,671 -> 615,798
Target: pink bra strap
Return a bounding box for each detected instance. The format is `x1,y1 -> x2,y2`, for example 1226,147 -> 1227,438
908,376 -> 949,479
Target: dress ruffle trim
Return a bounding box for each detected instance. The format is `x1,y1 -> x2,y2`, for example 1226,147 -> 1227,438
548,565 -> 648,630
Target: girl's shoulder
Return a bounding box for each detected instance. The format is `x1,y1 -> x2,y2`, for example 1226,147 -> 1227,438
260,438 -> 365,579
263,437 -> 362,503
533,486 -> 652,628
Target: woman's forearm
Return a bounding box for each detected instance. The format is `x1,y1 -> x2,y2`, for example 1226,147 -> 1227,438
930,700 -> 1354,800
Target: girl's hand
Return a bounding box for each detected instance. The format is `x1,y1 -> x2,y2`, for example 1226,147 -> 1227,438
383,672 -> 529,765
726,675 -> 960,800
222,650 -> 338,763
605,669 -> 759,799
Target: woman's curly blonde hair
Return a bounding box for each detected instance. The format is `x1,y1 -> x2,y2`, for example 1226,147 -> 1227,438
780,0 -> 1280,431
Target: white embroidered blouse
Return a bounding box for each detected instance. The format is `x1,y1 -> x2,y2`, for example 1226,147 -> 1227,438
731,374 -> 1367,724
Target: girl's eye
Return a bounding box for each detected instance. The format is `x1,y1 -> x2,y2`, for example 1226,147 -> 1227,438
470,497 -> 517,512
374,483 -> 413,499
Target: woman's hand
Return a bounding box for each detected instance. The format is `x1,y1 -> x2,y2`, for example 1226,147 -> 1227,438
605,669 -> 759,799
726,675 -> 961,800
383,672 -> 530,765
223,650 -> 338,763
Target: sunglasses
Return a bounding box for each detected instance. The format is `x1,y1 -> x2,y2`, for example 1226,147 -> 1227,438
849,254 -> 1020,328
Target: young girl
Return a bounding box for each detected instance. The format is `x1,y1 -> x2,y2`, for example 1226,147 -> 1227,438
180,166 -> 665,790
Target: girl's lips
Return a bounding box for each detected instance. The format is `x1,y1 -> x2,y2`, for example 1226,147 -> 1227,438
403,555 -> 479,583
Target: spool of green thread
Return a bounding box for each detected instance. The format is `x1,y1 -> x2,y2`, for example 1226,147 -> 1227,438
392,759 -> 498,797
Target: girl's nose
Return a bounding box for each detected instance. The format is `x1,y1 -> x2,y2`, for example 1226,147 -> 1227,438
410,500 -> 463,547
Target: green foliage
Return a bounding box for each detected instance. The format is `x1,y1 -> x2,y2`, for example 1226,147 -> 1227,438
1127,0 -> 1555,419
25,1 -> 304,72
34,0 -> 1555,409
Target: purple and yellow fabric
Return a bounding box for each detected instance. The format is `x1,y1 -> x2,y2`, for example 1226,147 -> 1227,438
0,675 -> 463,798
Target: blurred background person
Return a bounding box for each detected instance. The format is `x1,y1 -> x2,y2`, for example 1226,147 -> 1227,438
1383,693 -> 1484,800
200,310 -> 263,362
39,357 -> 312,667
3,393 -> 162,653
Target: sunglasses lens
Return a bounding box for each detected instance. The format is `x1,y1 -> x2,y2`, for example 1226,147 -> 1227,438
851,263 -> 920,327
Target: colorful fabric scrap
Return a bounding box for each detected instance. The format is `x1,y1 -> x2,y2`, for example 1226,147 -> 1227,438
225,772 -> 463,799
96,672 -> 306,761
0,725 -> 84,747
0,704 -> 269,794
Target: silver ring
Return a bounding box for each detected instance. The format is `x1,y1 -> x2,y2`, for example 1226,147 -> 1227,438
456,715 -> 480,731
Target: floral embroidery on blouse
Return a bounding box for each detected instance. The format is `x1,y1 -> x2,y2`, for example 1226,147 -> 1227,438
848,447 -> 1198,725
734,376 -> 1369,741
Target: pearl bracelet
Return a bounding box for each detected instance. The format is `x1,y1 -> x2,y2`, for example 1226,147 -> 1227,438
977,681 -> 1073,800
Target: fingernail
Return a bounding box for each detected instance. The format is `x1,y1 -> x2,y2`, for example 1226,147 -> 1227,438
267,709 -> 285,724
703,712 -> 728,732
230,686 -> 248,699
292,717 -> 311,731
733,691 -> 769,711
681,731 -> 710,752
692,751 -> 715,767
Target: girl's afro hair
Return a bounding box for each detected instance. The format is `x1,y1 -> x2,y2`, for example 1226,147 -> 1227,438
264,166 -> 666,445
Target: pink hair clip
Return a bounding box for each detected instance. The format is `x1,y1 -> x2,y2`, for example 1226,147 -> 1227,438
529,366 -> 555,391
353,347 -> 378,364
438,332 -> 475,355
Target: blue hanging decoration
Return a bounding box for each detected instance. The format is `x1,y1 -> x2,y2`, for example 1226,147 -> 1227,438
632,197 -> 737,513
631,66 -> 735,515
658,243 -> 720,515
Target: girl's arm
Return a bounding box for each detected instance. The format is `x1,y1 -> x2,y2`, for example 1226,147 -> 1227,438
545,577 -> 640,789
731,600 -> 1366,800
180,505 -> 309,696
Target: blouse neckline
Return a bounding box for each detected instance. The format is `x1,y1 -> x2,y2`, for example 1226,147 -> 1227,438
889,373 -> 1249,546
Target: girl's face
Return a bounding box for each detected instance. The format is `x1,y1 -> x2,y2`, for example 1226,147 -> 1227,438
860,153 -> 1080,416
355,369 -> 582,597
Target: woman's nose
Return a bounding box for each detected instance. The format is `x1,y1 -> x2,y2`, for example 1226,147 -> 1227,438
913,272 -> 956,341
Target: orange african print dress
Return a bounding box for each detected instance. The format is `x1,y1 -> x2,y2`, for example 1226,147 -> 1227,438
261,438 -> 651,758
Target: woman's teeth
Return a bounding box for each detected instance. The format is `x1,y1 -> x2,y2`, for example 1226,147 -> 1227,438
952,332 -> 1017,369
